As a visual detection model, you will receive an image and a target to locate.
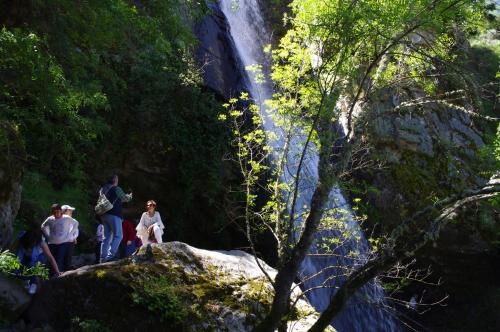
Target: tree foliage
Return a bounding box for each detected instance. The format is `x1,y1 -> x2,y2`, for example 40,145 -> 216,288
224,1 -> 500,331
1,0 -> 232,239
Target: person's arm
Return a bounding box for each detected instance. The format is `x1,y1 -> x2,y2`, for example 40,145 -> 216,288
40,241 -> 61,276
41,218 -> 51,239
115,186 -> 132,202
136,213 -> 146,232
155,212 -> 165,230
71,218 -> 79,242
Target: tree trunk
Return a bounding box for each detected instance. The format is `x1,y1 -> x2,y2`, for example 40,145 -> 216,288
308,179 -> 500,331
253,179 -> 332,331
308,255 -> 396,332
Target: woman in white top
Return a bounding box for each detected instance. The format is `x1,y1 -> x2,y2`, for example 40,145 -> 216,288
136,200 -> 165,245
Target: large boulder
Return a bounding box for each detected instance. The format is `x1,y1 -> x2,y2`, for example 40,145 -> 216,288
0,274 -> 31,324
26,242 -> 330,331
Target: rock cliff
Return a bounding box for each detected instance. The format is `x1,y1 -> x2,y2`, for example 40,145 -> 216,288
0,121 -> 25,249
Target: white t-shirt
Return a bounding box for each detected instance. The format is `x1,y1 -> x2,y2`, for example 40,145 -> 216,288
136,211 -> 165,239
41,215 -> 79,245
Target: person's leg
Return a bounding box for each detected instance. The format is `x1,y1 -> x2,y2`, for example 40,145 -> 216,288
125,241 -> 137,257
118,242 -> 125,258
100,215 -> 113,261
49,243 -> 66,272
64,241 -> 74,270
138,233 -> 150,246
153,224 -> 163,244
107,216 -> 123,259
95,241 -> 102,264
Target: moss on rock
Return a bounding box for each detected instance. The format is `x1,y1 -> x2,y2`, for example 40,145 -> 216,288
26,242 -> 324,331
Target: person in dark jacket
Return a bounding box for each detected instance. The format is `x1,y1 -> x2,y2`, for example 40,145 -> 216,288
99,175 -> 132,262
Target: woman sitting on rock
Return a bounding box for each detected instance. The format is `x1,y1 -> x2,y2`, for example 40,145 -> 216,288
136,200 -> 164,245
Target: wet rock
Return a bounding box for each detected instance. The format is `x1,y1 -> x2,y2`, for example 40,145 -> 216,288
194,2 -> 247,98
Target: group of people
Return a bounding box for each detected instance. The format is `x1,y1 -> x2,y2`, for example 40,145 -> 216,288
13,204 -> 77,294
12,174 -> 165,294
96,174 -> 164,262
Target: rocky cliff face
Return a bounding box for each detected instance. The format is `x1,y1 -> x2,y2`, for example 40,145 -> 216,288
194,2 -> 247,99
348,84 -> 489,229
26,242 -> 329,331
346,56 -> 499,330
367,88 -> 484,160
0,121 -> 25,249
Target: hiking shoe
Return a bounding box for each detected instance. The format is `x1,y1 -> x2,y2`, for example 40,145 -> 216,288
28,283 -> 37,295
104,256 -> 119,262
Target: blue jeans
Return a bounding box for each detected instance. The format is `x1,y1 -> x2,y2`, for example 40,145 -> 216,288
119,241 -> 137,258
100,214 -> 123,260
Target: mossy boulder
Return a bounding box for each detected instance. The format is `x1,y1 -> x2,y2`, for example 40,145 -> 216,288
26,242 -> 327,331
0,274 -> 31,326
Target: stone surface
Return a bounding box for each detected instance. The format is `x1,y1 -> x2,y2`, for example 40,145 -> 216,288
26,242 -> 331,332
194,2 -> 247,99
363,88 -> 484,159
0,274 -> 31,323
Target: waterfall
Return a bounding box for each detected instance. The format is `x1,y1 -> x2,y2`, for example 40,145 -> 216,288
218,1 -> 399,331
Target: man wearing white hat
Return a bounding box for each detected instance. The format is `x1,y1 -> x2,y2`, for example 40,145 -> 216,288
62,205 -> 79,270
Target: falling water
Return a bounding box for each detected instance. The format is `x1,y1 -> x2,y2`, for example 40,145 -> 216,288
218,1 -> 398,331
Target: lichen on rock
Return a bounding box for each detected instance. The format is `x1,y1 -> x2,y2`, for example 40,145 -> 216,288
26,242 -> 328,331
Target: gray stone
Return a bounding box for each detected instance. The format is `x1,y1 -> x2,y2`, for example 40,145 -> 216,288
0,274 -> 31,323
27,242 -> 333,331
449,117 -> 484,148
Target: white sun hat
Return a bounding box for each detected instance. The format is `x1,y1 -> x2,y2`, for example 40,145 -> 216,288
61,204 -> 75,211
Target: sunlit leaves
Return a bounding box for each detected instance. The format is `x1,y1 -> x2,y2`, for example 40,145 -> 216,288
0,250 -> 49,279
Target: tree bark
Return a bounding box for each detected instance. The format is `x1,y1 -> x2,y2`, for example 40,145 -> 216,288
253,178 -> 332,332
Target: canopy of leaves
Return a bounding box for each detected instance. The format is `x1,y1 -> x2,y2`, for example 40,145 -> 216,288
1,0 -> 232,241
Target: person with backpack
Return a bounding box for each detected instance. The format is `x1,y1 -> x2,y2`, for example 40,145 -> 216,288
98,174 -> 132,262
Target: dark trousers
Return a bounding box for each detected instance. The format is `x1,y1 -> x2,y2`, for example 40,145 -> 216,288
48,242 -> 72,272
95,241 -> 102,264
64,241 -> 75,270
118,241 -> 137,258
